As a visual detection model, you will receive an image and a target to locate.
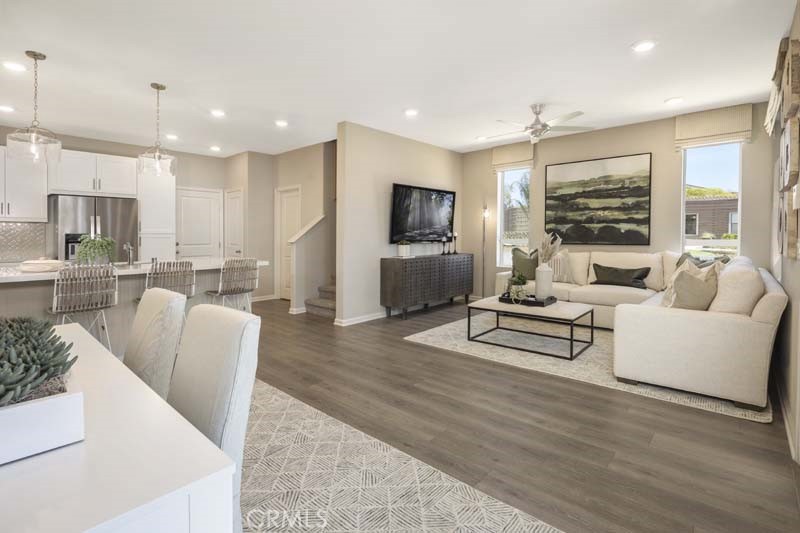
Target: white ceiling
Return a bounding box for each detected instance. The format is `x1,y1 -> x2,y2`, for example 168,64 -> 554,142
0,0 -> 794,157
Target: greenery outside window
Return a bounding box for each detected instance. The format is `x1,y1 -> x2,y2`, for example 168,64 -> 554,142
497,166 -> 531,267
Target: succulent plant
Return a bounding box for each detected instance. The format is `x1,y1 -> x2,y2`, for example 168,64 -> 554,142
0,318 -> 76,408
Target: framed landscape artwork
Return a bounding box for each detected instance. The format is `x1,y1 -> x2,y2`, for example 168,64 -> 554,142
545,152 -> 652,245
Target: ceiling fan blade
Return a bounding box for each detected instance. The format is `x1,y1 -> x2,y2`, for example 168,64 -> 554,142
545,111 -> 583,127
548,125 -> 594,132
483,130 -> 528,140
497,119 -> 529,128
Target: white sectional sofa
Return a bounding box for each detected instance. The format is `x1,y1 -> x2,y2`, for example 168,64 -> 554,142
495,251 -> 788,409
495,250 -> 681,329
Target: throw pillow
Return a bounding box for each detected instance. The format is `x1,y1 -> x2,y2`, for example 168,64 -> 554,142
591,264 -> 651,289
549,249 -> 573,283
676,252 -> 731,269
708,264 -> 765,315
662,261 -> 719,310
511,248 -> 538,280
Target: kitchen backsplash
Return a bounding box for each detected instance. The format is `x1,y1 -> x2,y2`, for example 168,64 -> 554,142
0,223 -> 46,262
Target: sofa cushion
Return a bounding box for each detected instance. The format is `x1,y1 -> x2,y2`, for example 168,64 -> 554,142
592,264 -> 651,289
568,284 -> 655,307
549,250 -> 573,283
662,251 -> 681,283
662,261 -> 719,311
708,257 -> 764,315
588,251 -> 664,291
511,248 -> 538,280
569,252 -> 591,286
523,281 -> 575,301
641,292 -> 664,306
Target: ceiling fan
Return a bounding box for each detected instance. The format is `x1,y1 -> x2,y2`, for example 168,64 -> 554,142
485,104 -> 593,144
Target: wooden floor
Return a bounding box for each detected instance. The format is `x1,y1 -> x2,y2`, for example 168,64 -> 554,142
253,299 -> 800,533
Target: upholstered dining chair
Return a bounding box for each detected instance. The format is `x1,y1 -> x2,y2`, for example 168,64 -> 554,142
167,304 -> 261,533
123,288 -> 186,399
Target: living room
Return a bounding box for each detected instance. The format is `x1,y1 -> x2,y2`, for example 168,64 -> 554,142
1,1 -> 800,532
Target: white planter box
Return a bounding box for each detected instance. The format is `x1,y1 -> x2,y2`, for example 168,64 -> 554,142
0,390 -> 85,465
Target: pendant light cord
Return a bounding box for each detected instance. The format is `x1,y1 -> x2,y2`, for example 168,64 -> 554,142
31,58 -> 39,128
154,87 -> 161,149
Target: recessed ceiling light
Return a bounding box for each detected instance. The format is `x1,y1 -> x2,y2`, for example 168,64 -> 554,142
631,40 -> 657,53
165,133 -> 178,140
404,108 -> 419,118
210,109 -> 225,118
664,96 -> 684,105
2,62 -> 26,72
475,136 -> 487,141
274,119 -> 288,128
210,145 -> 221,152
0,105 -> 14,113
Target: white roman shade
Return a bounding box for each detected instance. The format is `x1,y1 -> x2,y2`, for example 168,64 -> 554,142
492,142 -> 533,170
675,104 -> 753,149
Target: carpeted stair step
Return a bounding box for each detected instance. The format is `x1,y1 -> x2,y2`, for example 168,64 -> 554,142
318,284 -> 336,300
305,297 -> 336,318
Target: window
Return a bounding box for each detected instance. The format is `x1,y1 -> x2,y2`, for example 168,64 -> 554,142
728,211 -> 739,235
497,166 -> 531,267
682,142 -> 741,258
685,213 -> 698,236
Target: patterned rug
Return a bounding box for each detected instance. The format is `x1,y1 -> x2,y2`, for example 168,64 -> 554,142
404,312 -> 772,423
241,380 -> 561,532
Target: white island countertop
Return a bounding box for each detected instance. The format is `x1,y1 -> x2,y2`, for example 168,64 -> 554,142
0,324 -> 235,532
0,258 -> 269,284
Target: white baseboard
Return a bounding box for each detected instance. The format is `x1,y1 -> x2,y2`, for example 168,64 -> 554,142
251,294 -> 279,302
334,311 -> 385,327
776,375 -> 798,463
288,306 -> 306,315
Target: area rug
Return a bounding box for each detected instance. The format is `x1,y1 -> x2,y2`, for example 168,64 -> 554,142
404,312 -> 772,423
241,379 -> 561,532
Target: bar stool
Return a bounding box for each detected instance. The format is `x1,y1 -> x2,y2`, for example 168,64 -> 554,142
49,264 -> 118,351
136,259 -> 196,303
205,257 -> 259,313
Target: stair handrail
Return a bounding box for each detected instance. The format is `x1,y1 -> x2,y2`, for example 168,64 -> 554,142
288,214 -> 325,245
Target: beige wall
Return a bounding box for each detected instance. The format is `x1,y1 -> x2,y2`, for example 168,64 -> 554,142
277,142 -> 327,226
462,103 -> 774,296
0,124 -> 226,190
336,122 -> 463,323
773,1 -> 800,464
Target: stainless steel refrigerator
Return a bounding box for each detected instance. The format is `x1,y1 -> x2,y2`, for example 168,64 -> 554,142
47,195 -> 138,262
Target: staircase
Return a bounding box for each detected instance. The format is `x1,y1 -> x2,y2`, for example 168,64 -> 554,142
305,277 -> 336,318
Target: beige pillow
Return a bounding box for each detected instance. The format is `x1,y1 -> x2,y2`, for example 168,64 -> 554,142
662,264 -> 719,310
708,264 -> 765,315
549,249 -> 573,283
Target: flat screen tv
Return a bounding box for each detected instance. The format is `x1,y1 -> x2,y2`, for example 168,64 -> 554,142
390,183 -> 455,243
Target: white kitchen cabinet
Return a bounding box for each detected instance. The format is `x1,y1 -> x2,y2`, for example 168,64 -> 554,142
49,149 -> 97,193
1,147 -> 48,222
48,150 -> 137,197
139,233 -> 176,262
97,154 -> 137,196
138,167 -> 176,234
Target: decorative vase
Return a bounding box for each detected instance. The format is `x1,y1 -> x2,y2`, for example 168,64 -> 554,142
535,263 -> 553,300
397,244 -> 411,257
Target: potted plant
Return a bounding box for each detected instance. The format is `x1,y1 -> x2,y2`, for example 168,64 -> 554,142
397,240 -> 412,257
75,234 -> 116,264
0,318 -> 83,465
507,273 -> 528,301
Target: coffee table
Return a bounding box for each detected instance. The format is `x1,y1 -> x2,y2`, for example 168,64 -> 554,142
467,296 -> 594,360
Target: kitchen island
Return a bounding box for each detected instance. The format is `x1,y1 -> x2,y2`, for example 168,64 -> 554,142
0,258 -> 269,358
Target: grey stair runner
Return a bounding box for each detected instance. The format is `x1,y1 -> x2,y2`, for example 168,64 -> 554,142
305,281 -> 336,318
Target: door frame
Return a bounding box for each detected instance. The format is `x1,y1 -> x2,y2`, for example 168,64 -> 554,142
274,185 -> 302,301
176,186 -> 223,260
224,187 -> 245,258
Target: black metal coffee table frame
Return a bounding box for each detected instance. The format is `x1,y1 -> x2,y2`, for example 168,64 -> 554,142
467,305 -> 594,360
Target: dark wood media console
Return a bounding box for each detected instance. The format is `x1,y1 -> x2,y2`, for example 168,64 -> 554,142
380,253 -> 474,319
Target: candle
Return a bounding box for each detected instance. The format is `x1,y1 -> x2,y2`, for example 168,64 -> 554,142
453,232 -> 458,237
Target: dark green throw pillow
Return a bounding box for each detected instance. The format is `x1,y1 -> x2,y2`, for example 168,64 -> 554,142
511,248 -> 538,280
591,264 -> 651,290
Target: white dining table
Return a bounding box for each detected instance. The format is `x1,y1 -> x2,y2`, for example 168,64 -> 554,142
0,323 -> 235,533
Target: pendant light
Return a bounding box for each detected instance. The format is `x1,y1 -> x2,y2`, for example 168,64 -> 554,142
138,82 -> 176,176
6,51 -> 61,165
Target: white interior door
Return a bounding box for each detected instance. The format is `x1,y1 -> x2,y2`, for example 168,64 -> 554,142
224,189 -> 244,258
277,188 -> 301,300
177,188 -> 222,260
